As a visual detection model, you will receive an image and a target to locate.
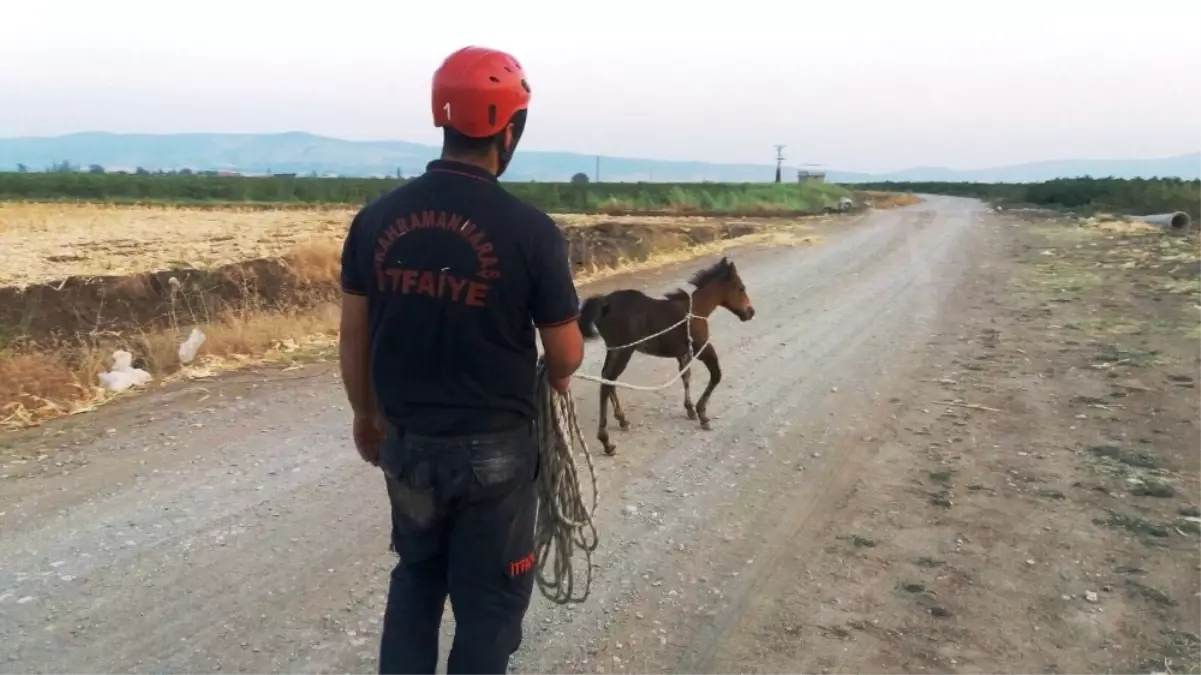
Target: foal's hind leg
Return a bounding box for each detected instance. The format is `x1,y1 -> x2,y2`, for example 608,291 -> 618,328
677,354 -> 696,420
694,345 -> 722,431
610,388 -> 630,431
597,353 -> 615,455
597,348 -> 634,455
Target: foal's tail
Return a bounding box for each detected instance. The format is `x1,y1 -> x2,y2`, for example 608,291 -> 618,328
577,295 -> 607,340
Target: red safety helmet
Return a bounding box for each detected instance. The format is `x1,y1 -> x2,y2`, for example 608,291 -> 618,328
432,46 -> 531,139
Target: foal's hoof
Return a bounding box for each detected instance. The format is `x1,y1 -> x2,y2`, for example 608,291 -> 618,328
618,418 -> 631,431
603,443 -> 618,456
700,419 -> 712,431
685,408 -> 697,421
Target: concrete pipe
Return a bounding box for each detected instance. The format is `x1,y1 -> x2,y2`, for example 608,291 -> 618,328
1133,212 -> 1192,233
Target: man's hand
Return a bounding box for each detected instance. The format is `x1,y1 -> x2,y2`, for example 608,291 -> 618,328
353,414 -> 386,466
549,374 -> 573,394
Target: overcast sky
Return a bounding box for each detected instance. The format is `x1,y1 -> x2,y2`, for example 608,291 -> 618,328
3,0 -> 1199,172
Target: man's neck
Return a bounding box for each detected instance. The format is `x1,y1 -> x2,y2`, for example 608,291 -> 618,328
440,151 -> 498,176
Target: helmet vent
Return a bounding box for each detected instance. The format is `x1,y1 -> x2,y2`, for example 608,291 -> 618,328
520,79 -> 530,93
489,76 -> 501,83
503,66 -> 512,73
488,105 -> 497,127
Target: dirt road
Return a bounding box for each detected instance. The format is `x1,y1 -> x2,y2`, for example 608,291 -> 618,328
2,197 -> 1197,674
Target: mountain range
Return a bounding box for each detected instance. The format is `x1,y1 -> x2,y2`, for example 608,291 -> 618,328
1,132 -> 1197,183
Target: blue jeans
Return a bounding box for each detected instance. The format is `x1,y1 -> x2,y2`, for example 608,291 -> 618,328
377,422 -> 539,674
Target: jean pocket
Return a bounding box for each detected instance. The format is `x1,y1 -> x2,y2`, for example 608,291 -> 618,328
469,436 -> 536,489
470,453 -> 528,489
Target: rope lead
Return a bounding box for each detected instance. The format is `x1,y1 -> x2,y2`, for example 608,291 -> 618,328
534,357 -> 600,604
532,290 -> 702,601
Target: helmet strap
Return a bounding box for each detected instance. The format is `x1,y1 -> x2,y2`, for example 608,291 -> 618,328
496,109 -> 528,178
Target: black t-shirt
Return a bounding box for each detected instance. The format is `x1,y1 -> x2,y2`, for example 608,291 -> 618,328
341,159 -> 580,436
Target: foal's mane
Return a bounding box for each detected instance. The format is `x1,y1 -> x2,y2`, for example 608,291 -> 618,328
664,257 -> 733,301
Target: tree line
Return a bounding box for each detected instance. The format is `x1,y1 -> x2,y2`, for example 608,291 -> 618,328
0,170 -> 846,213
0,171 -> 407,205
858,177 -> 1200,219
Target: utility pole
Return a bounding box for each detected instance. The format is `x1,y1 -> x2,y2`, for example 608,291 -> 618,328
595,155 -> 601,183
773,145 -> 786,183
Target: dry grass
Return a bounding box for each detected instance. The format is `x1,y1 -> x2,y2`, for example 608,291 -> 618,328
0,302 -> 343,429
571,226 -> 825,283
857,191 -> 922,209
1020,216 -> 1201,352
551,213 -> 810,228
1080,215 -> 1183,237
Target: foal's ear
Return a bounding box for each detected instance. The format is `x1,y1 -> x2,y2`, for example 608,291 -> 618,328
721,256 -> 735,277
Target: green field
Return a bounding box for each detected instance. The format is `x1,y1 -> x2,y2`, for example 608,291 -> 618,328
0,171 -> 852,214
857,177 -> 1200,220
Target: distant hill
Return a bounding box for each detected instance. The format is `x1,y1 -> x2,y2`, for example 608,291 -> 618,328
0,132 -> 780,183
0,132 -> 1196,183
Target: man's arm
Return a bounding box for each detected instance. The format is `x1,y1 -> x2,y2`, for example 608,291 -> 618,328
538,321 -> 584,386
530,218 -> 584,389
339,214 -> 386,465
339,292 -> 377,418
338,212 -> 378,419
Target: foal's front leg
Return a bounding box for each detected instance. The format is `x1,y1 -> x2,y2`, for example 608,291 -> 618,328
677,354 -> 696,420
694,345 -> 722,431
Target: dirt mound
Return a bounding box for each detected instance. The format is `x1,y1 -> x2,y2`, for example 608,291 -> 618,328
0,256 -> 338,345
1,221 -> 762,347
566,221 -> 760,273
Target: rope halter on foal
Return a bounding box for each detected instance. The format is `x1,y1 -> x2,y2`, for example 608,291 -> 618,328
572,288 -> 708,393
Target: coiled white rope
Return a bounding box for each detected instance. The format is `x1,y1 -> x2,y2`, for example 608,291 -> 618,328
534,358 -> 599,604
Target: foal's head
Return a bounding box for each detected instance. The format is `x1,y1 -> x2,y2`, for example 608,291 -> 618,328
686,256 -> 756,321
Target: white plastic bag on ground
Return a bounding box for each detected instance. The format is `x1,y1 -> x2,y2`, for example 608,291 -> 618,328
178,328 -> 207,364
98,350 -> 152,392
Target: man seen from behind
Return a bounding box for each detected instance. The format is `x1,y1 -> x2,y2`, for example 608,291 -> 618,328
337,45 -> 585,674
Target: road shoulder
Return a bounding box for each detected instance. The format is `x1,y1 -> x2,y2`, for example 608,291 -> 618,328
706,213 -> 1201,673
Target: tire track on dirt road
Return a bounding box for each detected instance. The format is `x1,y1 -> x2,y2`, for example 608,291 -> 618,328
0,197 -> 988,674
674,199 -> 987,674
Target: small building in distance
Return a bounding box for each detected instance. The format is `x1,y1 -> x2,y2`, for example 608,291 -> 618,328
797,169 -> 827,183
